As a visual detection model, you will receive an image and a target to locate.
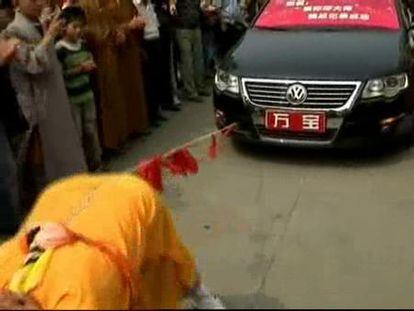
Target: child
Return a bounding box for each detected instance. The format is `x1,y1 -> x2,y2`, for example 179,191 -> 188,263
56,6 -> 102,171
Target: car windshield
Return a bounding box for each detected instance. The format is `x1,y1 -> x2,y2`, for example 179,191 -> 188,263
254,0 -> 401,31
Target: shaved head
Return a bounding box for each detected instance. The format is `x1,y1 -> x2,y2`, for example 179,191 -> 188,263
0,290 -> 41,310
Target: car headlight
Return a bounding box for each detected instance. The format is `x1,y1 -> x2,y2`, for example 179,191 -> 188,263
215,69 -> 239,94
362,73 -> 408,99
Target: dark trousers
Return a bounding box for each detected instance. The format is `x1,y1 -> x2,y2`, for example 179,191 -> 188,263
158,26 -> 175,105
143,39 -> 163,123
143,36 -> 174,122
0,122 -> 19,234
175,28 -> 205,97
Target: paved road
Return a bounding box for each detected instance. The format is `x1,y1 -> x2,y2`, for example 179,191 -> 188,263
110,97 -> 414,309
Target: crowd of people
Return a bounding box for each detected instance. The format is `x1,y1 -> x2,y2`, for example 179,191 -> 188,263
0,0 -> 265,234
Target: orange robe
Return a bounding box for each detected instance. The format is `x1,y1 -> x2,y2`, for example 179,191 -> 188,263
0,174 -> 196,309
81,0 -> 149,150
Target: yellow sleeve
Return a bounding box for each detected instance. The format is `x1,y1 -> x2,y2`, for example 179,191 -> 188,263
137,192 -> 197,309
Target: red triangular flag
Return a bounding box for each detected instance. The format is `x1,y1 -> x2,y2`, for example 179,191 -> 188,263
181,148 -> 199,174
164,148 -> 199,176
137,155 -> 163,192
208,134 -> 218,159
164,151 -> 186,176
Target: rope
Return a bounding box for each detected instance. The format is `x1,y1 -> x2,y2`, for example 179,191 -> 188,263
159,122 -> 237,160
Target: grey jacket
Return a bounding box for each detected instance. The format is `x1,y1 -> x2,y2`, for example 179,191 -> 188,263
3,11 -> 87,181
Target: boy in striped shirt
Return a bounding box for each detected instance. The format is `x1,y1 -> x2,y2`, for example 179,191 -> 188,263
56,6 -> 102,171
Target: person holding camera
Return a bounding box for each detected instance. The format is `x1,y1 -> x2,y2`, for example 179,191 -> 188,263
4,0 -> 87,209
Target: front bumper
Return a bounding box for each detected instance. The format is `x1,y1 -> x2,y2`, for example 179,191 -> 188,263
213,87 -> 413,148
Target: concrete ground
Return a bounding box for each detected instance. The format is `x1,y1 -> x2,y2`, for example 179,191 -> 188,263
1,96 -> 411,308
108,97 -> 414,309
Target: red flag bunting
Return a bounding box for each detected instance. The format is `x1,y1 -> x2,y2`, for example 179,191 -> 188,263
137,155 -> 164,192
164,148 -> 199,176
135,123 -> 237,192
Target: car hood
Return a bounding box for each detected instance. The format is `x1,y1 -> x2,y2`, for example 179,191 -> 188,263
222,29 -> 408,81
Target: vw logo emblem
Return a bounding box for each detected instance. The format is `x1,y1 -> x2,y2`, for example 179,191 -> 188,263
286,84 -> 308,105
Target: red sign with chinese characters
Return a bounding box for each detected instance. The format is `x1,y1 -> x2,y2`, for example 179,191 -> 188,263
265,111 -> 327,133
255,0 -> 400,30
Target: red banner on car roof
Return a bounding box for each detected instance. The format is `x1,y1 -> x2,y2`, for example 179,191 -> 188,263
255,0 -> 400,30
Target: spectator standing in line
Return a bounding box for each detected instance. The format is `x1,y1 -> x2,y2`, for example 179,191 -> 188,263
218,0 -> 247,58
79,0 -> 149,151
152,0 -> 182,110
200,0 -> 220,78
3,0 -> 87,209
133,0 -> 170,128
56,6 -> 102,171
169,0 -> 208,102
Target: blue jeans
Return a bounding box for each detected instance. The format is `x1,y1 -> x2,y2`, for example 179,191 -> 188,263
0,122 -> 19,233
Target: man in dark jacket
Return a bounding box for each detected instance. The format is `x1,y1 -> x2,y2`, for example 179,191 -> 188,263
170,0 -> 208,102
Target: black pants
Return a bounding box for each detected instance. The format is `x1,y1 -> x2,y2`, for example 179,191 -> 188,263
158,26 -> 175,105
143,35 -> 174,123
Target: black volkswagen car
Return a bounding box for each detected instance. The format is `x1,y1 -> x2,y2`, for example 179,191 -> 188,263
213,0 -> 414,147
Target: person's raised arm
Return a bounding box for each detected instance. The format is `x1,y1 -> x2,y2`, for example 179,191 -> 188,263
4,15 -> 63,74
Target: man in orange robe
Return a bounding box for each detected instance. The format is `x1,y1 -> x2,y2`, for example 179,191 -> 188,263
79,0 -> 149,150
0,174 -> 223,309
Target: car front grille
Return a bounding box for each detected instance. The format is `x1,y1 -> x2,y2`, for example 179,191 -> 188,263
242,79 -> 361,109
